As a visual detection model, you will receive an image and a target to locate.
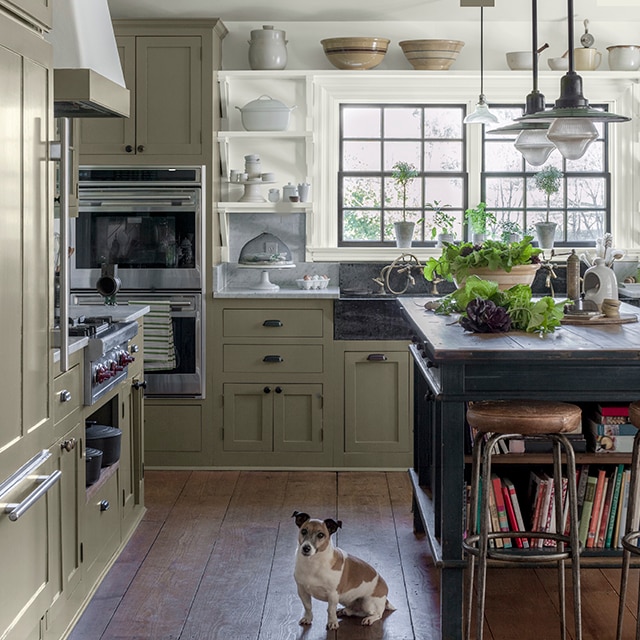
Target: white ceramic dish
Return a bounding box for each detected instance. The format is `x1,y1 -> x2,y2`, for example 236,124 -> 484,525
506,51 -> 534,70
296,277 -> 330,290
548,56 -> 569,70
236,95 -> 296,131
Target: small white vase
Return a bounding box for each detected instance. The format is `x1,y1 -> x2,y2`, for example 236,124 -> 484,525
394,221 -> 415,248
535,221 -> 557,250
436,232 -> 455,248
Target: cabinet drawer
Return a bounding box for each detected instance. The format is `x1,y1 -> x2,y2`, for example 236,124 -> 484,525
53,363 -> 82,425
223,344 -> 323,374
223,309 -> 324,338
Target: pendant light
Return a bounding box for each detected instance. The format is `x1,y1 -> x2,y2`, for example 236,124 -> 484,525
518,0 -> 630,159
487,0 -> 555,166
464,6 -> 498,125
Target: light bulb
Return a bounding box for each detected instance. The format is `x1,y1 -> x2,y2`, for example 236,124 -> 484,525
514,129 -> 556,166
464,95 -> 499,125
546,117 -> 598,160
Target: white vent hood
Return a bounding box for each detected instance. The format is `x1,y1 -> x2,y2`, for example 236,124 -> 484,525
47,0 -> 130,118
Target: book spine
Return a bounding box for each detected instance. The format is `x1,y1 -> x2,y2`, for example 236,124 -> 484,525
596,476 -> 613,548
586,469 -> 607,549
579,475 -> 597,548
605,464 -> 625,548
502,485 -> 523,548
538,476 -> 554,549
597,404 -> 630,417
488,480 -> 503,548
617,470 -> 632,548
491,473 -> 512,548
503,477 -> 530,549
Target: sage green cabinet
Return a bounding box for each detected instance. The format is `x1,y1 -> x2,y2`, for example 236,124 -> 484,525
79,20 -> 226,162
222,383 -> 323,453
0,0 -> 51,29
338,342 -> 413,468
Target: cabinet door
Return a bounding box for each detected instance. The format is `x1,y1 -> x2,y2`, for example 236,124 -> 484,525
0,13 -> 53,479
0,0 -> 51,29
77,36 -> 136,156
223,384 -> 273,452
274,384 -> 323,453
135,36 -> 202,156
119,388 -> 134,523
344,351 -> 411,453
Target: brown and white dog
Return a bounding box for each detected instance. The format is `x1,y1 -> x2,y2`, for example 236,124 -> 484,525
292,511 -> 395,630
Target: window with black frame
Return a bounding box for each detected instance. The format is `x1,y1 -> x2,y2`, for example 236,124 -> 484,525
338,104 -> 467,246
483,105 -> 610,247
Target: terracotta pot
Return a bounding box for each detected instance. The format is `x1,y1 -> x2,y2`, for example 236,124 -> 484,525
457,263 -> 540,291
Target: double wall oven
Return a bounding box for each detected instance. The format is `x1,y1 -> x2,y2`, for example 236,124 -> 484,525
71,166 -> 206,398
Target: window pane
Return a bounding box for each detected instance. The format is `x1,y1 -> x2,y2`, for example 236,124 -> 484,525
343,141 -> 381,171
567,210 -> 605,242
342,108 -> 380,138
342,210 -> 381,241
424,177 -> 465,208
384,107 -> 421,138
566,141 -> 605,172
486,177 -> 525,209
568,177 -> 606,208
383,141 -> 421,170
485,140 -> 523,172
384,176 -> 421,208
425,141 -> 464,171
424,108 -> 464,138
343,177 -> 381,208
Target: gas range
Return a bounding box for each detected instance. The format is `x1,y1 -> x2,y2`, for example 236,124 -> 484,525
82,319 -> 139,406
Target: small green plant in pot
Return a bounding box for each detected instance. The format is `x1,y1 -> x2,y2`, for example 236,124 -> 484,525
499,220 -> 523,243
465,202 -> 496,244
428,200 -> 456,247
533,165 -> 562,250
391,161 -> 419,248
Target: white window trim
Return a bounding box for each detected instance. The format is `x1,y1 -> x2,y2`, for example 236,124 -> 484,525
307,70 -> 640,261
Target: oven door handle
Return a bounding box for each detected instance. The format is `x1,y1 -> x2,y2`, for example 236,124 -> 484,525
81,198 -> 192,207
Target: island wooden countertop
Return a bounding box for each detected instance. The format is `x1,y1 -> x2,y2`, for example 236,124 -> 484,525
399,297 -> 640,364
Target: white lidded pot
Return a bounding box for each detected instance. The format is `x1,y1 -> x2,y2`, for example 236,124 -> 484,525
236,95 -> 296,131
583,257 -> 618,310
248,25 -> 288,70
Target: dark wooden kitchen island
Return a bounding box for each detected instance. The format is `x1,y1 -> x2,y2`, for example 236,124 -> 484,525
398,297 -> 640,640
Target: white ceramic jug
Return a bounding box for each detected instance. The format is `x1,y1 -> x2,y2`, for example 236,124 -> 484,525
248,25 -> 288,70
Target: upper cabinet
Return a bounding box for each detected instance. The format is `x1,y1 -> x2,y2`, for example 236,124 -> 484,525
0,0 -> 51,29
79,20 -> 227,164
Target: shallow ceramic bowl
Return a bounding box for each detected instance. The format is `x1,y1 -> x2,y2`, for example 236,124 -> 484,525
506,51 -> 534,70
321,37 -> 390,70
399,39 -> 464,70
548,56 -> 569,70
607,45 -> 640,70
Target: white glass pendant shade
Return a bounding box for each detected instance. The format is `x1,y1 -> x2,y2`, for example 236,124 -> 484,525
514,128 -> 555,166
464,95 -> 499,125
546,117 -> 598,160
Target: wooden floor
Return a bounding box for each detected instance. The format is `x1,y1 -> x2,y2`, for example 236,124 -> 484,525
68,470 -> 640,640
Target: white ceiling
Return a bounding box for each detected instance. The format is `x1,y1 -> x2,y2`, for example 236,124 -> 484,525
106,0 -> 640,24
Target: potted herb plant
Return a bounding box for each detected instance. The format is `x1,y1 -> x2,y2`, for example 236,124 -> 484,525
423,236 -> 543,290
499,220 -> 522,243
533,165 -> 562,250
391,161 -> 419,248
428,200 -> 456,247
465,201 -> 496,245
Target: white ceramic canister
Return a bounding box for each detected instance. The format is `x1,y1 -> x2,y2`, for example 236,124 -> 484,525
244,154 -> 262,179
268,188 -> 280,203
282,182 -> 298,200
297,182 -> 311,202
248,25 -> 288,71
583,257 -> 619,310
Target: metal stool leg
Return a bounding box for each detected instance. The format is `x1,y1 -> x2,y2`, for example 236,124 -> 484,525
617,432 -> 640,640
552,436 -> 568,640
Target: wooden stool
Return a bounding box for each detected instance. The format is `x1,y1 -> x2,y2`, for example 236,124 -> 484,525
616,401 -> 640,640
463,400 -> 583,640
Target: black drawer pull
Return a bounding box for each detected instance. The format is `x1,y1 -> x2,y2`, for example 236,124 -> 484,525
263,355 -> 284,363
263,319 -> 283,327
367,353 -> 388,361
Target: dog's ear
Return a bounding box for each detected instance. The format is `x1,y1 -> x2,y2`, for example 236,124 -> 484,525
292,511 -> 310,528
324,518 -> 342,535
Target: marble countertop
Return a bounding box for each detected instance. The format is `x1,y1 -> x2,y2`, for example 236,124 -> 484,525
68,303 -> 150,323
213,286 -> 340,299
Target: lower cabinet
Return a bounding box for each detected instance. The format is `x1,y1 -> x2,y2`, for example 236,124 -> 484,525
337,342 -> 413,468
222,383 -> 323,453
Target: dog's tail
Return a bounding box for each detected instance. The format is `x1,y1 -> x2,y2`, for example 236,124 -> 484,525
385,599 -> 396,612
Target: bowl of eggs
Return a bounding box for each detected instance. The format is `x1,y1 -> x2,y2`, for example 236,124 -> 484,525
296,275 -> 330,290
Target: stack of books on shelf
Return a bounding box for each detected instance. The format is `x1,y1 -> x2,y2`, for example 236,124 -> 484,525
470,465 -> 631,551
584,403 -> 638,453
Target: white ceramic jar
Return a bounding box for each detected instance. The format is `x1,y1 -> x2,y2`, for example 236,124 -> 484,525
607,45 -> 640,70
248,25 -> 288,70
583,257 -> 618,310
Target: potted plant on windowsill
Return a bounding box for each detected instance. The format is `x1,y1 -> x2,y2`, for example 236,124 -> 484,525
423,236 -> 543,290
428,200 -> 456,247
533,165 -> 562,250
465,201 -> 496,245
391,161 -> 419,248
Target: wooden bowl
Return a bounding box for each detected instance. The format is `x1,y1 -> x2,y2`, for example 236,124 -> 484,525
321,37 -> 390,70
399,39 -> 464,70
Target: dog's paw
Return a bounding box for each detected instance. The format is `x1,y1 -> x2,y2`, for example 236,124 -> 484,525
326,620 -> 340,630
337,608 -> 350,618
361,615 -> 382,626
298,616 -> 312,626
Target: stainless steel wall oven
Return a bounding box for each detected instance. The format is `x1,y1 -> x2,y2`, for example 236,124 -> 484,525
71,166 -> 206,398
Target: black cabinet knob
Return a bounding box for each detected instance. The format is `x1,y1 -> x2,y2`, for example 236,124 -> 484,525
264,386 -> 271,394
275,386 -> 283,394
125,145 -> 133,153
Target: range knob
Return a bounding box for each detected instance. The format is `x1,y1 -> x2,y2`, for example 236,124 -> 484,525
95,364 -> 114,384
118,351 -> 135,366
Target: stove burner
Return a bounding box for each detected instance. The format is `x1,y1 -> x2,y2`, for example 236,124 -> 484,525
68,316 -> 112,337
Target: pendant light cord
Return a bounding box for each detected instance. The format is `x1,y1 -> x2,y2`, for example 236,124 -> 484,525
531,0 -> 539,91
480,6 -> 484,96
567,0 -> 575,72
